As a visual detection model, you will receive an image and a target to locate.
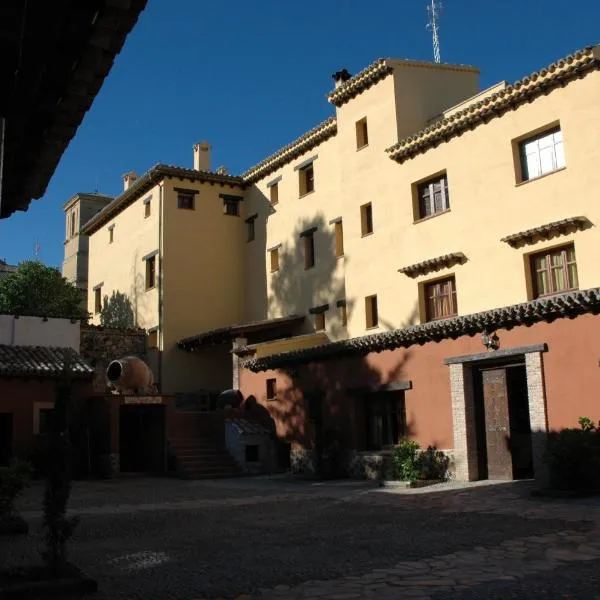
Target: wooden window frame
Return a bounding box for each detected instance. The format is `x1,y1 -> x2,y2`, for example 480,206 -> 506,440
356,117 -> 369,149
94,287 -> 102,314
530,244 -> 578,298
177,192 -> 195,210
269,247 -> 280,273
338,299 -> 347,327
144,200 -> 151,219
223,198 -> 240,216
423,276 -> 457,322
246,215 -> 257,243
145,256 -> 156,290
365,294 -> 378,329
415,173 -> 450,221
148,329 -> 159,349
270,182 -> 279,205
299,163 -> 315,197
334,220 -> 344,257
266,378 -> 277,400
303,233 -> 315,269
361,203 -> 373,236
314,312 -> 325,332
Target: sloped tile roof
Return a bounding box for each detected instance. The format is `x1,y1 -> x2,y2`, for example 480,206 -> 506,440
242,287 -> 600,372
327,59 -> 394,107
398,252 -> 466,278
241,117 -> 338,184
0,345 -> 94,379
500,216 -> 592,248
386,46 -> 600,163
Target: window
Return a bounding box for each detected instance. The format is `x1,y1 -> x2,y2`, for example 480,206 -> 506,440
148,329 -> 158,349
424,276 -> 457,321
34,403 -> 55,435
223,198 -> 239,216
69,212 -> 76,238
356,117 -> 369,149
366,394 -> 406,451
269,247 -> 280,272
334,220 -> 344,257
361,203 -> 373,236
108,225 -> 114,244
299,163 -> 314,196
94,287 -> 102,314
303,231 -> 315,269
416,173 -> 449,220
314,312 -> 325,332
266,378 -> 276,400
246,215 -> 256,242
145,256 -> 156,290
177,192 -> 195,210
519,127 -> 565,182
144,198 -> 151,218
530,244 -> 578,298
338,299 -> 347,326
365,295 -> 378,329
270,182 -> 279,205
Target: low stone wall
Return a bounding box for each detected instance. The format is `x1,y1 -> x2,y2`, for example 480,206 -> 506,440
80,325 -> 147,393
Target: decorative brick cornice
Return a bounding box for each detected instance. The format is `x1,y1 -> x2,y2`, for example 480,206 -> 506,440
242,118 -> 337,184
327,59 -> 393,107
81,165 -> 244,235
398,252 -> 467,278
242,287 -> 600,372
500,216 -> 593,248
386,46 -> 600,163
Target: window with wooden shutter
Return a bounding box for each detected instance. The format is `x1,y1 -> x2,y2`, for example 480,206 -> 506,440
417,174 -> 450,220
530,244 -> 578,298
270,182 -> 279,205
334,220 -> 344,257
299,164 -> 314,196
304,233 -> 315,269
356,117 -> 369,149
365,295 -> 378,328
361,203 -> 373,236
269,247 -> 280,272
424,276 -> 457,321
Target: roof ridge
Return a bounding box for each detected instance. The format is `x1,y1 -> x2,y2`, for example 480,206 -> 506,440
386,45 -> 599,161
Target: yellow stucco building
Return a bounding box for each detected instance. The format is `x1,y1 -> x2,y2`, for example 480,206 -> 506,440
69,44 -> 600,419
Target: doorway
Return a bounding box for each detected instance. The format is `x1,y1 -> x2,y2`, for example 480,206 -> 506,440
119,404 -> 166,473
473,363 -> 533,480
0,413 -> 13,466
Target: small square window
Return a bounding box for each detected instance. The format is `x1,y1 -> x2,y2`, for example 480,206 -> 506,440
270,182 -> 279,205
530,244 -> 578,298
144,200 -> 151,218
266,378 -> 277,400
314,312 -> 325,332
178,192 -> 195,210
365,295 -> 378,329
518,126 -> 565,182
145,256 -> 156,290
303,233 -> 315,269
423,276 -> 457,322
415,173 -> 450,220
334,220 -> 344,257
148,329 -> 158,349
94,287 -> 102,314
270,247 -> 280,272
356,117 -> 369,149
224,198 -> 239,216
246,216 -> 256,242
299,163 -> 314,196
360,203 -> 373,236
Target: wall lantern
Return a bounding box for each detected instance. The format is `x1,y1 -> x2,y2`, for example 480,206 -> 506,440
482,331 -> 500,351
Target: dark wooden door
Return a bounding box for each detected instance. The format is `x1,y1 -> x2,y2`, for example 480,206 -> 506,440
482,368 -> 513,480
0,413 -> 13,466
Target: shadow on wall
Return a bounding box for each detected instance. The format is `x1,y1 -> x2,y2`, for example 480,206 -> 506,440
100,291 -> 135,329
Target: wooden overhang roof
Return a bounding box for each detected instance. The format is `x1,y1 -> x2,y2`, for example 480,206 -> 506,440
398,252 -> 467,278
81,164 -> 244,235
0,0 -> 148,219
177,315 -> 305,351
386,46 -> 600,164
242,117 -> 338,184
242,287 -> 600,372
0,345 -> 94,379
500,216 -> 593,248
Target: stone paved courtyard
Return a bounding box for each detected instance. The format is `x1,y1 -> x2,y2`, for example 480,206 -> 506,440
4,476 -> 600,599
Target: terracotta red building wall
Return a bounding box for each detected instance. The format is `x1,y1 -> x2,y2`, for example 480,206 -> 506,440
239,314 -> 600,451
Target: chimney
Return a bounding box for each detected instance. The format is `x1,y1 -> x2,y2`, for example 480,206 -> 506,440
123,171 -> 137,191
193,141 -> 211,171
332,69 -> 352,89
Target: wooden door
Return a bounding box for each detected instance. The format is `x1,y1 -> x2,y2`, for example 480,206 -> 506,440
482,368 -> 513,480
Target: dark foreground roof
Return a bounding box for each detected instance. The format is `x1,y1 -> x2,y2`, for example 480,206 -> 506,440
0,345 -> 94,379
0,0 -> 148,219
178,315 -> 305,351
242,288 -> 600,372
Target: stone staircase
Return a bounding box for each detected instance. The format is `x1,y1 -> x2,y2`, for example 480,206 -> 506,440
169,436 -> 242,479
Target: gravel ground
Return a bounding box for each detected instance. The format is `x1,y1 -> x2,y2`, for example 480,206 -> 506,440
7,493 -> 586,600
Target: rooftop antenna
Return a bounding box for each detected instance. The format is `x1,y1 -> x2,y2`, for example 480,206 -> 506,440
426,0 -> 442,64
33,240 -> 41,259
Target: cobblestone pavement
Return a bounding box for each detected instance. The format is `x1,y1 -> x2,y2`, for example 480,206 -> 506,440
5,477 -> 600,599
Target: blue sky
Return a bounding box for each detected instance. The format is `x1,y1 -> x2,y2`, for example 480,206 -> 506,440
0,0 -> 596,268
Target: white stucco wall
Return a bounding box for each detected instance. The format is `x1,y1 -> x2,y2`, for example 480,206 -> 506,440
0,315 -> 80,351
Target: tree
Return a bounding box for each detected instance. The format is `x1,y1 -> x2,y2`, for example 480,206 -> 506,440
100,291 -> 135,329
0,260 -> 86,319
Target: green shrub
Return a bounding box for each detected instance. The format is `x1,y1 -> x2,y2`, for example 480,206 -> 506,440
418,446 -> 450,481
545,418 -> 600,492
391,439 -> 421,481
0,459 -> 32,518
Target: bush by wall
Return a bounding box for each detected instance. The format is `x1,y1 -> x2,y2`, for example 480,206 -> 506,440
390,439 -> 450,482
